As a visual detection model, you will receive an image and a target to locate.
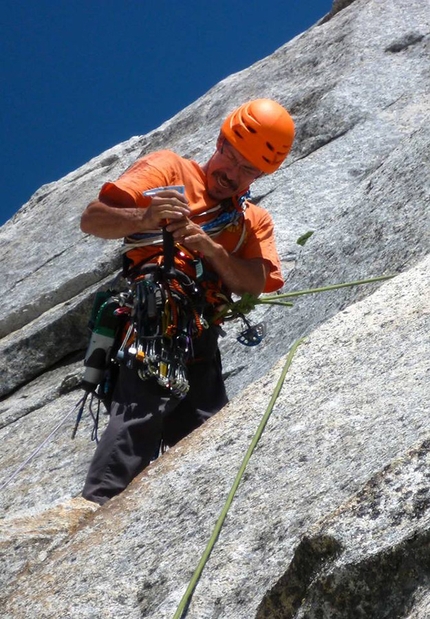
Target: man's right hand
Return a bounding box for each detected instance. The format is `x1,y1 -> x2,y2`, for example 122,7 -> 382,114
143,189 -> 190,229
80,189 -> 190,239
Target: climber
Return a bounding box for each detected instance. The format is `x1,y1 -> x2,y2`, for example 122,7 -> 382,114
80,98 -> 295,505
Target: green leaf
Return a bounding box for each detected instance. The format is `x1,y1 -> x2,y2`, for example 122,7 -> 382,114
296,230 -> 314,246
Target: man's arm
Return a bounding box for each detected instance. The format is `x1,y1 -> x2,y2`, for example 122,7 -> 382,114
80,190 -> 190,239
81,191 -> 267,296
203,244 -> 268,297
166,217 -> 267,296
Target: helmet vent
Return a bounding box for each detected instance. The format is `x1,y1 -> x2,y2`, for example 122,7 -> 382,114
234,129 -> 244,139
245,124 -> 257,134
266,142 -> 274,151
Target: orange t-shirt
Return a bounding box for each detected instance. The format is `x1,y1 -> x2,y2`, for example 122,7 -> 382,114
100,150 -> 284,293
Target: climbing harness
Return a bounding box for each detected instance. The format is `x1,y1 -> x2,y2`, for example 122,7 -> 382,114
76,263 -> 210,438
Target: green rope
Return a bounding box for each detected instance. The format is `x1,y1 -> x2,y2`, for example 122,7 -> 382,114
261,274 -> 394,302
215,274 -> 393,322
172,272 -> 393,616
172,337 -> 305,619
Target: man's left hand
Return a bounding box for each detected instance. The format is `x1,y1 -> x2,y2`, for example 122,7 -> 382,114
166,218 -> 217,257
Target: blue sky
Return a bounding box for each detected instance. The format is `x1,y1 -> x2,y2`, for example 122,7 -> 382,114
0,0 -> 332,226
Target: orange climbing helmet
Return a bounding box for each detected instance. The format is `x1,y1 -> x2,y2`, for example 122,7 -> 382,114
220,99 -> 295,174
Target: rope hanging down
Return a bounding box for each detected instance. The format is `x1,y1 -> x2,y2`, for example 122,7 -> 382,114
0,394 -> 90,493
172,337 -> 304,619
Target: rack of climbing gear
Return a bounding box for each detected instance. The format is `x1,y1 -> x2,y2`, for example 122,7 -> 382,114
114,262 -> 208,398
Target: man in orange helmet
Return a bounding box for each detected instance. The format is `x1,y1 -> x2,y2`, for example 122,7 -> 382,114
81,99 -> 294,504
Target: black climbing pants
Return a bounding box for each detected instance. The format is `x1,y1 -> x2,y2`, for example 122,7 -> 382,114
82,327 -> 228,505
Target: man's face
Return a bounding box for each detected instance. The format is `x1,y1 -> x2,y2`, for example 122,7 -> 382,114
204,138 -> 262,201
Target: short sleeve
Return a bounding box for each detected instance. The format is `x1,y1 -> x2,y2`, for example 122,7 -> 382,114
239,205 -> 284,293
99,152 -> 174,207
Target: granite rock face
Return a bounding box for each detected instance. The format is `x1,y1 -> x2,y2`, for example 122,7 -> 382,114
1,0 -> 430,617
2,244 -> 429,619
